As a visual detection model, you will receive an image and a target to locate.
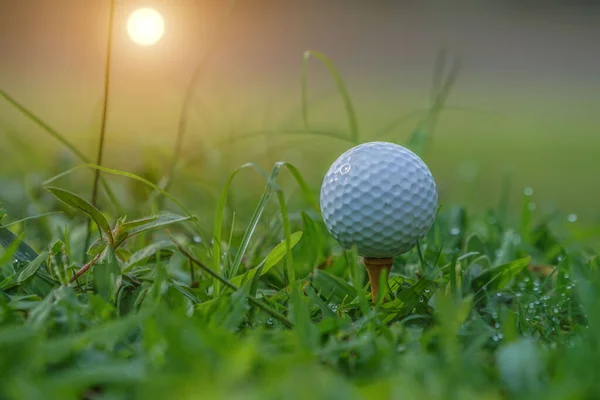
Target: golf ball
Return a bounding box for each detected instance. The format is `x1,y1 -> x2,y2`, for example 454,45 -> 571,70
320,141 -> 438,258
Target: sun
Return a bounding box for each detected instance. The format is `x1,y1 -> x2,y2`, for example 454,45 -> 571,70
127,8 -> 165,46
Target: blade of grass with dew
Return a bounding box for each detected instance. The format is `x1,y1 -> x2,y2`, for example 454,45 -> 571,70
302,50 -> 360,144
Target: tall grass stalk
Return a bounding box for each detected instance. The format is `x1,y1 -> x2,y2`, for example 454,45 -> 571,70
86,0 -> 116,256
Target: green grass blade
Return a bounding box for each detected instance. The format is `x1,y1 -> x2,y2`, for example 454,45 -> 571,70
302,50 -> 360,144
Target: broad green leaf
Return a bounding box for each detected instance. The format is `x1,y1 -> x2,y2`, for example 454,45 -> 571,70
46,187 -> 112,241
0,227 -> 39,262
17,251 -> 48,284
119,215 -> 157,232
87,237 -> 109,258
122,241 -> 175,273
121,214 -> 191,239
231,231 -> 303,286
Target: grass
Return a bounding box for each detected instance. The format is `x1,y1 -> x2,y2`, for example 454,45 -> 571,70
1,48 -> 600,399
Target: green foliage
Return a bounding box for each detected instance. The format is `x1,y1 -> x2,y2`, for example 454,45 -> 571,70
2,49 -> 600,400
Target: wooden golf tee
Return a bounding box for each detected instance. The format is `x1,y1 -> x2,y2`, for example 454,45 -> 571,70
364,257 -> 393,302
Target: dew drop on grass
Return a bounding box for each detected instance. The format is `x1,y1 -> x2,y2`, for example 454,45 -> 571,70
193,236 -> 202,243
567,213 -> 578,223
267,318 -> 274,325
450,227 -> 461,236
483,285 -> 488,291
528,202 -> 537,211
564,274 -> 570,279
493,335 -> 499,341
553,308 -> 559,314
495,323 -> 500,329
524,187 -> 534,196
524,277 -> 530,283
492,312 -> 498,319
498,333 -> 504,340
529,303 -> 534,309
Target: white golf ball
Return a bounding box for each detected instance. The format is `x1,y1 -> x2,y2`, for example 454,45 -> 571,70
320,141 -> 438,258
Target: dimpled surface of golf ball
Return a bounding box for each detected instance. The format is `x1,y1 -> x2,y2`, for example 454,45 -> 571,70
320,141 -> 438,258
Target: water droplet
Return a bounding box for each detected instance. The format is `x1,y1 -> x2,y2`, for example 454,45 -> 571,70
513,235 -> 522,245
557,256 -> 563,261
493,335 -> 499,341
533,280 -> 540,287
525,317 -> 530,322
450,228 -> 461,236
492,312 -> 498,319
425,288 -> 430,293
524,187 -> 534,196
553,308 -> 559,314
566,285 -> 573,290
193,235 -> 202,243
516,292 -> 522,297
494,322 -> 500,329
498,333 -> 504,339
528,202 -> 537,211
524,277 -> 530,283
535,300 -> 540,305
567,214 -> 578,223
552,327 -> 556,332
564,274 -> 570,279
533,287 -> 539,292
519,282 -> 526,290
482,285 -> 488,291
561,293 -> 566,297
529,303 -> 535,309
496,293 -> 502,297
267,318 -> 274,325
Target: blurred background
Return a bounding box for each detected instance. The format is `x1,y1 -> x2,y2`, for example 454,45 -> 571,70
1,0 -> 599,224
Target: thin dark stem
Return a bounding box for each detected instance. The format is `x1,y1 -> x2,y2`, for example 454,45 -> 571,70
86,0 -> 116,257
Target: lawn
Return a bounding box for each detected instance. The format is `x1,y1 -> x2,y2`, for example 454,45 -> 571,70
1,41 -> 600,400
